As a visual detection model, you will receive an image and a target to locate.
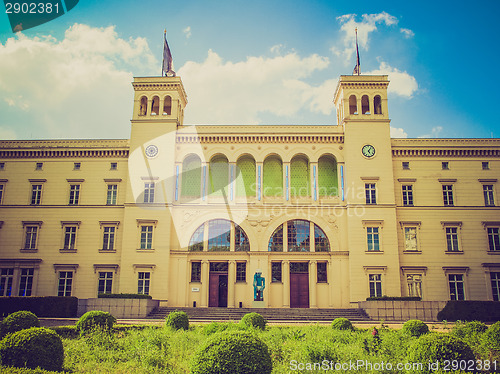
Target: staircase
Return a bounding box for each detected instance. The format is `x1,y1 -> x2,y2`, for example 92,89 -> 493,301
147,307 -> 370,322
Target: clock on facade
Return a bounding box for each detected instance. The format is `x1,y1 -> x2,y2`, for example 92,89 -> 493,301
145,144 -> 159,158
362,144 -> 376,158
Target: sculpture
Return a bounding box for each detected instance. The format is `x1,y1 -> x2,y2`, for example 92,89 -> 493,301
253,269 -> 265,301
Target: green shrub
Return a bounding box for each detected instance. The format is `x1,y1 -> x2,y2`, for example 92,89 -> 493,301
0,297 -> 77,318
97,293 -> 152,299
76,310 -> 116,334
191,331 -> 272,374
0,366 -> 59,373
304,342 -> 337,363
0,327 -> 64,371
407,333 -> 475,373
0,310 -> 39,338
203,321 -> 240,335
451,320 -> 487,339
402,319 -> 429,337
484,321 -> 500,351
240,312 -> 267,330
437,301 -> 500,322
165,310 -> 189,330
331,318 -> 353,331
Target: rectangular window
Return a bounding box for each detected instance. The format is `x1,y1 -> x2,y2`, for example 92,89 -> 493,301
138,272 -> 150,295
402,185 -> 413,206
191,262 -> 201,282
369,274 -> 382,297
107,185 -> 118,205
482,162 -> 490,170
69,185 -> 80,205
0,184 -> 4,204
236,263 -> 246,282
488,228 -> 500,252
98,272 -> 113,294
102,227 -> 116,250
404,227 -> 418,251
491,272 -> 500,302
406,274 -> 422,298
73,162 -> 81,170
317,262 -> 327,283
0,162 -> 4,170
483,185 -> 495,206
58,271 -> 73,296
271,262 -> 282,282
402,162 -> 410,170
365,183 -> 376,204
24,226 -> 38,250
63,226 -> 77,250
442,161 -> 449,170
442,185 -> 454,206
140,225 -> 153,249
448,274 -> 465,300
110,162 -> 117,170
446,227 -> 460,252
144,183 -> 155,203
366,227 -> 380,251
19,268 -> 34,296
36,162 -> 43,170
31,185 -> 42,205
0,268 -> 14,296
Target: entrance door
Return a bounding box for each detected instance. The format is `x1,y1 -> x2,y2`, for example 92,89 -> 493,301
290,263 -> 309,308
209,262 -> 228,307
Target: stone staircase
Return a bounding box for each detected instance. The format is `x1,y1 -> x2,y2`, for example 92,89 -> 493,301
147,307 -> 370,322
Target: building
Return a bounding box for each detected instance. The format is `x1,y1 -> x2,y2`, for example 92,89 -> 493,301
0,72 -> 499,309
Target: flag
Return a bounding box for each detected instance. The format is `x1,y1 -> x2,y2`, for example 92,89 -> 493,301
353,28 -> 360,75
162,30 -> 176,77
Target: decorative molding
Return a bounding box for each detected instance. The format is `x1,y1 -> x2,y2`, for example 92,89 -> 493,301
363,266 -> 387,273
441,221 -> 462,228
482,221 -> 500,228
398,178 -> 416,183
66,179 -> 85,183
22,221 -> 43,227
136,219 -> 158,227
53,264 -> 79,273
361,176 -> 380,181
93,264 -> 119,273
400,221 -> 421,227
60,221 -> 81,228
104,178 -> 122,183
132,264 -> 156,272
400,266 -> 428,275
438,178 -> 457,183
28,179 -> 47,183
176,134 -> 344,145
442,266 -> 469,274
99,221 -> 120,228
362,220 -> 384,227
478,179 -> 498,183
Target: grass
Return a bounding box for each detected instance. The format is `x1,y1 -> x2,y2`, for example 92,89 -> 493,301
1,321 -> 499,373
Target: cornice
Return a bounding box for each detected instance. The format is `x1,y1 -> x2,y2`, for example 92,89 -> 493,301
176,134 -> 344,145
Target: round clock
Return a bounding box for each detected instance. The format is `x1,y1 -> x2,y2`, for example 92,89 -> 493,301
145,144 -> 159,158
362,144 -> 376,158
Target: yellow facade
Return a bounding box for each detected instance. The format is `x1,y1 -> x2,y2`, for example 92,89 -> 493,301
0,74 -> 499,309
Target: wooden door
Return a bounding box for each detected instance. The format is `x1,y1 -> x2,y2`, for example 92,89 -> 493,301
290,273 -> 309,308
209,273 -> 228,307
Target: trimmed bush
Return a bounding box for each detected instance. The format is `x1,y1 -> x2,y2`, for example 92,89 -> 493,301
0,327 -> 64,371
240,312 -> 267,330
331,317 -> 353,331
0,367 -> 58,373
407,334 -> 475,373
0,297 -> 77,318
97,293 -> 152,299
165,310 -> 189,330
191,331 -> 272,374
76,310 -> 116,334
402,319 -> 429,337
437,300 -> 500,322
0,311 -> 39,338
484,321 -> 500,352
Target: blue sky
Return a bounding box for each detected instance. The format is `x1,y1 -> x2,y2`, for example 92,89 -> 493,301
0,0 -> 499,140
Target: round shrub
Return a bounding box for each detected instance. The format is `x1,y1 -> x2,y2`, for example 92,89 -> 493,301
240,312 -> 267,330
0,310 -> 40,338
191,331 -> 272,374
484,321 -> 500,351
452,320 -> 487,339
407,334 -> 475,373
402,319 -> 429,337
331,317 -> 353,331
165,310 -> 189,330
76,310 -> 116,333
0,327 -> 64,371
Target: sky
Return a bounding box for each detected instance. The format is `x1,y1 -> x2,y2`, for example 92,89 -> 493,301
0,0 -> 499,140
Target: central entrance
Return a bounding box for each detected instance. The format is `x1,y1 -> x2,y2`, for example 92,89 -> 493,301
290,262 -> 309,308
209,262 -> 228,307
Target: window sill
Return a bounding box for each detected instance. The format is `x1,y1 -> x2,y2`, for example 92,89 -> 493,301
99,249 -> 116,253
403,250 -> 421,254
20,249 -> 37,252
236,281 -> 247,284
60,249 -> 77,253
445,251 -> 464,254
365,251 -> 383,254
137,249 -> 155,252
487,251 -> 500,255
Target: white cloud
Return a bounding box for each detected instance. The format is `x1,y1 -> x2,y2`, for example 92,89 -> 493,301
390,127 -> 408,138
418,126 -> 443,138
178,50 -> 332,124
0,127 -> 17,139
183,26 -> 192,39
400,28 -> 415,39
0,24 -> 157,139
366,61 -> 418,98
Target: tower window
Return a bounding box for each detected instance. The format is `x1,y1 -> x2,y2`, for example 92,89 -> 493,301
374,95 -> 382,114
349,95 -> 357,115
361,95 -> 370,114
139,96 -> 148,116
163,96 -> 172,115
151,96 -> 159,115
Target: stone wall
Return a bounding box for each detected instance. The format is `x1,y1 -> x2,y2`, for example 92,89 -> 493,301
78,298 -> 159,318
358,300 -> 447,322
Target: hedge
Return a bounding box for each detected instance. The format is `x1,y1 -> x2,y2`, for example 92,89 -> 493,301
0,311 -> 40,338
97,293 -> 152,299
365,296 -> 421,301
437,301 -> 500,322
0,297 -> 77,318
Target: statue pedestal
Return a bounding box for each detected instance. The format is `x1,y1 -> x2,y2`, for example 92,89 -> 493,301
252,301 -> 266,308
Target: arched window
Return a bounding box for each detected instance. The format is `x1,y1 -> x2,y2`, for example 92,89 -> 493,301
235,224 -> 250,251
163,96 -> 172,115
151,96 -> 159,115
236,155 -> 256,197
318,155 -> 338,197
362,95 -> 370,114
268,224 -> 283,252
314,224 -> 330,252
288,220 -> 310,252
263,155 -> 283,198
188,224 -> 204,251
290,155 -> 310,198
139,96 -> 148,116
209,155 -> 229,196
349,95 -> 357,115
208,219 -> 231,251
181,154 -> 201,198
374,95 -> 382,115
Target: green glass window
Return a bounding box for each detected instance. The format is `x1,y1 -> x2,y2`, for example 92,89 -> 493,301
318,155 -> 338,197
182,155 -> 201,198
189,224 -> 204,251
290,156 -> 309,198
209,156 -> 229,196
263,156 -> 283,198
314,224 -> 330,252
235,224 -> 250,251
236,156 -> 256,197
208,219 -> 231,251
268,224 -> 283,252
288,219 -> 310,252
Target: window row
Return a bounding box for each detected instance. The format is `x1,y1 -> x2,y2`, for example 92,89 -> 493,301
401,161 -> 493,171
348,94 -> 383,115
139,95 -> 173,116
0,162 -> 118,172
